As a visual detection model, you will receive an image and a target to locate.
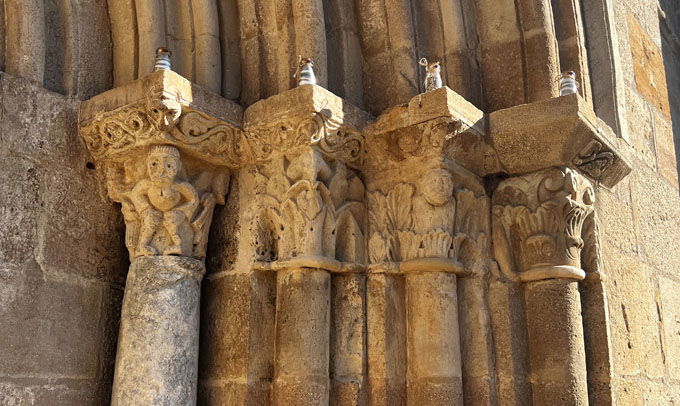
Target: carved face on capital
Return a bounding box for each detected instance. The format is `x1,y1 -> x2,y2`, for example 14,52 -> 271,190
147,146 -> 181,182
420,168 -> 454,206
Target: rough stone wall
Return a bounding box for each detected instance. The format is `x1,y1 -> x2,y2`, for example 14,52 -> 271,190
595,1 -> 680,403
0,73 -> 127,404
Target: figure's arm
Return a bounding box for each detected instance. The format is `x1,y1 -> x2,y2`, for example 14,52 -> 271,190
177,182 -> 199,219
130,180 -> 153,214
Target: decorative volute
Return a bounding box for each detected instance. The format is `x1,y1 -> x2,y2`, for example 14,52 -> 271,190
492,166 -> 596,282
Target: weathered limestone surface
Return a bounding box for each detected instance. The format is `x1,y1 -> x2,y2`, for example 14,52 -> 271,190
112,256 -> 204,405
2,0 -> 680,404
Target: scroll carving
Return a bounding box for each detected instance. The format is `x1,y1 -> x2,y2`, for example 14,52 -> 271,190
81,95 -> 242,167
367,167 -> 488,274
106,145 -> 229,260
492,167 -> 596,282
251,149 -> 366,270
244,112 -> 365,166
573,140 -> 617,181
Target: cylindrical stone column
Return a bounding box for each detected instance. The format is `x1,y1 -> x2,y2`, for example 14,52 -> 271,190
405,272 -> 463,405
274,268 -> 331,405
524,278 -> 588,405
111,256 -> 205,406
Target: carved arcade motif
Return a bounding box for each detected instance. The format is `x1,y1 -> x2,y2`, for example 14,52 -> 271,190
492,167 -> 596,282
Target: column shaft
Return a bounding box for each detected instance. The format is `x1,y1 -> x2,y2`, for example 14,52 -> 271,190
524,279 -> 588,405
405,272 -> 463,405
274,268 -> 331,405
111,256 -> 204,406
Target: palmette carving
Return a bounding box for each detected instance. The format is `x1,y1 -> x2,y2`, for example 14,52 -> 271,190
251,149 -> 366,267
367,167 -> 488,270
492,167 -> 595,282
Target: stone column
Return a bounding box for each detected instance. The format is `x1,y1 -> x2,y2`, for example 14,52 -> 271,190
79,69 -> 242,405
111,256 -> 204,405
492,166 -> 595,405
405,271 -> 462,404
243,84 -> 370,405
364,87 -> 493,405
274,268 -> 331,404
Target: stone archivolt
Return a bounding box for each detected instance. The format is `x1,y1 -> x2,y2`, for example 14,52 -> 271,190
492,166 -> 596,282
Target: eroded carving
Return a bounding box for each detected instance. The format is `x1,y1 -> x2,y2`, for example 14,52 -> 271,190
245,112 -> 364,166
81,94 -> 242,167
251,149 -> 366,269
367,167 -> 487,273
573,140 -> 617,181
492,167 -> 595,282
106,145 -> 229,260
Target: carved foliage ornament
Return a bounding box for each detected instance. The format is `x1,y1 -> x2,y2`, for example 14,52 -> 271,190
250,149 -> 366,268
492,167 -> 597,282
81,94 -> 242,167
573,140 -> 617,181
367,167 -> 488,272
245,112 -> 365,166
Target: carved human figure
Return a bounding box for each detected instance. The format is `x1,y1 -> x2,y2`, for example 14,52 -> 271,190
413,168 -> 455,235
130,145 -> 198,256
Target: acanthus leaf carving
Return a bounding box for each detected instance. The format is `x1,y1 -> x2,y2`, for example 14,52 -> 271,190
492,167 -> 596,282
367,166 -> 488,273
251,149 -> 366,269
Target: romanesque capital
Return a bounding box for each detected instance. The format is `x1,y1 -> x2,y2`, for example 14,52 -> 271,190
245,85 -> 371,273
363,87 -> 492,275
492,166 -> 599,282
79,69 -> 243,260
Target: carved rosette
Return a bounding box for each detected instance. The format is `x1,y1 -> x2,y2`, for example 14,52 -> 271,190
492,167 -> 596,282
80,95 -> 240,261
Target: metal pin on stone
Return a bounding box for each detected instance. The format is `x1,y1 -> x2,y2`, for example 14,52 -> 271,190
154,47 -> 172,71
296,56 -> 317,86
559,71 -> 579,96
419,58 -> 443,92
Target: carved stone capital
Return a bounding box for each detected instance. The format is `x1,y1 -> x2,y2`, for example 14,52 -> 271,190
492,167 -> 597,282
79,70 -> 240,260
244,85 -> 371,272
243,84 -> 371,167
364,87 -> 500,176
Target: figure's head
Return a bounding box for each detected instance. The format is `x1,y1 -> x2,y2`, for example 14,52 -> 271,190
420,168 -> 453,206
147,145 -> 181,181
